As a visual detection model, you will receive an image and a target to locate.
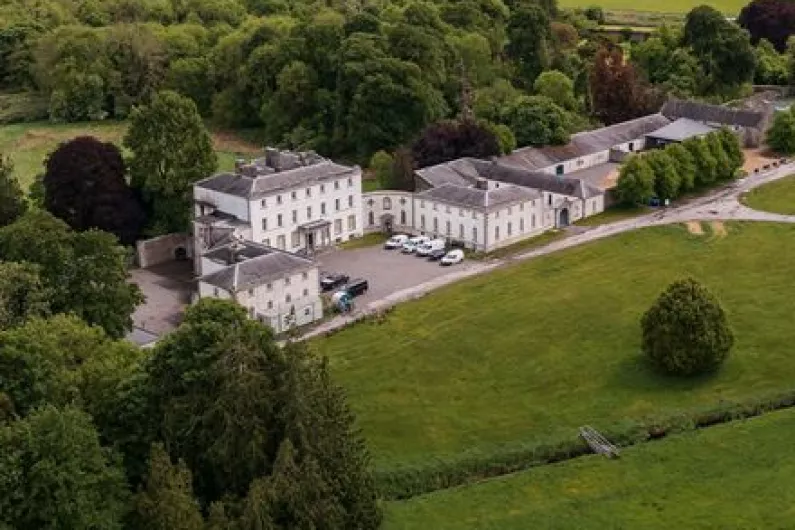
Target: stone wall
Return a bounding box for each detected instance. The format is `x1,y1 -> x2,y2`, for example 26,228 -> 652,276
135,233 -> 193,268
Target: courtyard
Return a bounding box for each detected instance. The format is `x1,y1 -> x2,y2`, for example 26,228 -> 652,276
129,260 -> 193,340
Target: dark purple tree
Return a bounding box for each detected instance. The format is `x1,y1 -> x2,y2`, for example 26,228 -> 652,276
43,136 -> 145,245
739,0 -> 795,51
411,119 -> 501,169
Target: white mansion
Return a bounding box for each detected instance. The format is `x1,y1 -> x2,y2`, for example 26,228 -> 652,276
191,98 -> 770,331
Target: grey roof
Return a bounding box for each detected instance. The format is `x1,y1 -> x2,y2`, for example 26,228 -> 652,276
661,99 -> 766,128
196,158 -> 357,199
497,114 -> 671,171
417,183 -> 538,211
415,158 -> 483,188
200,240 -> 314,292
646,117 -> 717,142
480,163 -> 604,199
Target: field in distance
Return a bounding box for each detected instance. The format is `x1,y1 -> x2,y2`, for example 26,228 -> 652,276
559,0 -> 745,14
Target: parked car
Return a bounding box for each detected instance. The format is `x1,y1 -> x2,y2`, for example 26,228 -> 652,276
384,234 -> 409,249
440,249 -> 465,266
401,235 -> 430,254
427,248 -> 447,261
416,238 -> 446,257
320,272 -> 349,291
340,278 -> 369,297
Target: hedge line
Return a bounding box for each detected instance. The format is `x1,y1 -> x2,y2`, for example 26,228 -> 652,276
375,388 -> 795,500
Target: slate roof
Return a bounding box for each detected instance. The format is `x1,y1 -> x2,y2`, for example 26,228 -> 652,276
497,113 -> 671,171
646,117 -> 717,142
661,99 -> 766,129
415,158 -> 484,188
417,183 -> 539,211
196,160 -> 356,199
200,240 -> 314,292
480,163 -> 604,199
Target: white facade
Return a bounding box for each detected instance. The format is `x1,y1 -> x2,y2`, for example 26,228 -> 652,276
363,191 -> 414,233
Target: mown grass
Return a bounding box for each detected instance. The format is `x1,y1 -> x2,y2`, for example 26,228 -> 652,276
338,232 -> 389,250
314,222 -> 795,469
468,229 -> 567,260
385,407 -> 795,529
0,120 -> 262,189
575,204 -> 650,227
742,174 -> 795,215
560,0 -> 743,14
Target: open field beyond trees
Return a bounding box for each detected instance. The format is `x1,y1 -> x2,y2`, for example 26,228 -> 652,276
742,174 -> 795,215
561,0 -> 744,14
315,222 -> 795,470
0,121 -> 262,189
384,407 -> 795,529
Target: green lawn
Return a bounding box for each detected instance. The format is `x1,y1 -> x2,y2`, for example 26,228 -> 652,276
743,174 -> 795,215
575,205 -> 650,227
338,232 -> 388,249
469,229 -> 567,260
315,222 -> 795,469
559,0 -> 743,14
0,121 -> 262,189
385,407 -> 795,529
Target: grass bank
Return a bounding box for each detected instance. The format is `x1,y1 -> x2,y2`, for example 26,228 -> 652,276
742,174 -> 795,215
314,222 -> 795,470
385,407 -> 795,529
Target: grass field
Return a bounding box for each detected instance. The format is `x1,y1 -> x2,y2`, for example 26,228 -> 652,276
315,222 -> 795,469
385,407 -> 795,529
742,174 -> 795,215
560,0 -> 744,14
0,121 -> 262,189
575,204 -> 650,227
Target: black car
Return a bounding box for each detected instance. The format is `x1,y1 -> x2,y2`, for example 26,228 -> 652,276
427,248 -> 447,261
342,278 -> 369,297
320,272 -> 349,291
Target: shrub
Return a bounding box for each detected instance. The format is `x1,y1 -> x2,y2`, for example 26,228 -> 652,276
641,278 -> 734,376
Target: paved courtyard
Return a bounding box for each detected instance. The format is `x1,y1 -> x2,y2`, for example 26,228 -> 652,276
317,245 -> 481,308
129,260 -> 193,338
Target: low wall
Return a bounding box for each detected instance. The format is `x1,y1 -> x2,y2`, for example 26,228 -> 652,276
136,233 -> 193,268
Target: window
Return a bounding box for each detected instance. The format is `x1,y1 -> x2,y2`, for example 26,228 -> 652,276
277,235 -> 285,249
261,199 -> 266,208
445,205 -> 451,214
520,217 -> 525,232
520,202 -> 525,212
420,214 -> 426,229
320,184 -> 325,193
420,200 -> 425,208
348,195 -> 354,207
495,225 -> 500,240
628,141 -> 634,152
334,219 -> 342,234
277,214 -> 283,227
445,220 -> 451,235
304,307 -> 311,316
321,202 -> 326,215
532,214 -> 536,228
285,294 -> 291,303
472,211 -> 478,219
302,272 -> 308,280
548,194 -> 552,206
248,288 -> 254,296
433,217 -> 439,232
306,206 -> 312,219
302,288 -> 309,296
433,203 -> 438,211
263,238 -> 270,246
459,223 -> 464,239
291,232 -> 300,248
368,211 -> 375,225
347,214 -> 356,231
291,191 -> 297,200
400,210 -> 406,224
266,283 -> 272,291
507,222 -> 512,236
472,226 -> 478,242
261,218 -> 267,230
459,208 -> 464,217
213,287 -> 219,296
335,198 -> 340,211
285,277 -> 291,286
292,210 -> 297,223
495,210 -> 499,218
508,207 -> 512,215
267,301 -> 273,309
305,187 -> 311,198
347,177 -> 352,187
555,164 -> 564,175
383,197 -> 392,210
277,195 -> 282,205
334,180 -> 340,190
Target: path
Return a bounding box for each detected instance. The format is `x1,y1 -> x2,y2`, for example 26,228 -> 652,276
299,163 -> 795,341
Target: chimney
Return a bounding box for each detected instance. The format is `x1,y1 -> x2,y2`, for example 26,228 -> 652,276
475,178 -> 489,190
264,147 -> 280,170
234,158 -> 246,174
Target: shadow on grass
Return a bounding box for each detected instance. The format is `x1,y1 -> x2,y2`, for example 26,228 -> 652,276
609,353 -> 722,393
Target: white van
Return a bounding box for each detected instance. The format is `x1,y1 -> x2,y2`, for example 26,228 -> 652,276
415,238 -> 446,257
401,235 -> 430,254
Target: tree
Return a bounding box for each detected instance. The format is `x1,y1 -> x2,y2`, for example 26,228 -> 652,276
473,78 -> 522,123
590,45 -> 660,125
486,122 -> 517,154
124,90 -> 217,233
766,105 -> 795,153
715,128 -> 744,177
645,150 -> 681,201
505,4 -> 550,87
682,137 -> 719,186
754,38 -> 789,84
500,95 -> 569,147
641,278 -> 734,376
389,147 -> 417,191
130,443 -> 204,530
369,150 -> 394,189
44,136 -> 145,245
533,70 -> 576,110
0,155 -> 27,228
411,119 -> 501,169
0,210 -> 143,338
739,0 -> 795,51
616,155 -> 656,204
0,261 -> 50,331
705,133 -> 733,180
140,298 -> 381,527
0,406 -> 129,529
632,33 -> 702,98
664,143 -> 697,191
0,314 -> 141,418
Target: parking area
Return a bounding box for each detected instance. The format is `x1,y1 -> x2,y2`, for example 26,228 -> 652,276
129,260 -> 194,337
317,243 -> 478,308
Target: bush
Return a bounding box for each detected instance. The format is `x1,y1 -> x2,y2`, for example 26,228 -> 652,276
641,278 -> 734,376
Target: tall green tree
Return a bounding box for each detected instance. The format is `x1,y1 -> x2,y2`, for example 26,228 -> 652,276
767,106 -> 795,153
705,133 -> 732,180
0,406 -> 130,529
646,150 -> 682,201
0,210 -> 143,338
533,69 -> 576,110
500,95 -> 569,146
616,155 -> 656,204
682,137 -> 719,186
0,261 -> 50,332
664,142 -> 697,191
124,90 -> 217,233
505,3 -> 550,87
0,155 -> 27,228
